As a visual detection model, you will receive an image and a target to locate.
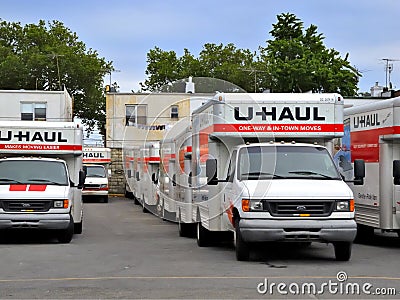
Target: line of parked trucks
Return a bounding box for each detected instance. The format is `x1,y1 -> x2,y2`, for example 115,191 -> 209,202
125,92 -> 400,261
1,91 -> 398,257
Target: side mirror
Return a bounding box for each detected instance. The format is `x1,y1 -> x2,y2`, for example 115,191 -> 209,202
136,171 -> 140,181
172,174 -> 176,186
353,159 -> 365,185
78,170 -> 86,189
152,173 -> 158,184
108,169 -> 112,178
127,170 -> 132,178
206,158 -> 218,185
188,171 -> 192,186
393,160 -> 400,185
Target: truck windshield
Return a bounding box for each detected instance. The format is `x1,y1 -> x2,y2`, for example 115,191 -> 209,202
238,146 -> 341,180
0,160 -> 68,185
85,165 -> 106,178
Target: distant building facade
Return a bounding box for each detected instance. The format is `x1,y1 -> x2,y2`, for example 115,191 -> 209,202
105,92 -> 212,194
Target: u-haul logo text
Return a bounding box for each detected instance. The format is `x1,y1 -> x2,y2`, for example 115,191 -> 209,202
83,152 -> 105,158
353,113 -> 380,128
0,131 -> 68,142
234,106 -> 326,121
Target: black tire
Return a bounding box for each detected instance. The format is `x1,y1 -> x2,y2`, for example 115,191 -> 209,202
179,219 -> 195,238
134,197 -> 140,205
334,242 -> 352,261
74,221 -> 83,234
196,222 -> 210,247
356,224 -> 374,242
58,217 -> 74,243
235,219 -> 250,261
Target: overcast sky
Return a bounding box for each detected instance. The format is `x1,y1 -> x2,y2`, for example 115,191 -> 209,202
2,0 -> 400,94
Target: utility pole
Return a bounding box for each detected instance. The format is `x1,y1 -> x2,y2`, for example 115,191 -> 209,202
50,53 -> 64,90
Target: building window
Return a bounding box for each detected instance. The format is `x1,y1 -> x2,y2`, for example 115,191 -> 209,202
21,103 -> 47,121
171,105 -> 179,119
126,104 -> 147,126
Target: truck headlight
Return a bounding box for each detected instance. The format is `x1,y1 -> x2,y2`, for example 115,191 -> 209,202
54,200 -> 69,208
242,199 -> 264,212
335,200 -> 354,212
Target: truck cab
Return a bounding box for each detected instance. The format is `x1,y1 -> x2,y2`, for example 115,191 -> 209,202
208,142 -> 358,261
83,164 -> 109,203
82,147 -> 111,203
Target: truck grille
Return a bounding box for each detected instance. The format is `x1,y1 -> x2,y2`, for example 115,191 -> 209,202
0,200 -> 52,212
266,200 -> 334,217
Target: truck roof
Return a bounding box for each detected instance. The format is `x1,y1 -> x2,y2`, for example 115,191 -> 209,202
344,96 -> 400,115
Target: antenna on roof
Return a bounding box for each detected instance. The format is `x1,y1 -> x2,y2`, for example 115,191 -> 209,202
381,58 -> 400,89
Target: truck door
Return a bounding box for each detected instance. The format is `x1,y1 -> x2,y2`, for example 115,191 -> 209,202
223,150 -> 237,230
379,138 -> 397,229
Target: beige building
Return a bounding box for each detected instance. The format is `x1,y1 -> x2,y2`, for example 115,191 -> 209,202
105,92 -> 212,194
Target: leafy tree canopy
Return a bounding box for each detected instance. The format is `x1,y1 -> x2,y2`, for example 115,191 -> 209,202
141,13 -> 360,96
0,19 -> 113,133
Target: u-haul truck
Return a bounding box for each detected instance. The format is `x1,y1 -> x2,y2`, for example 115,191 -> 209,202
337,97 -> 400,237
137,141 -> 160,214
158,123 -> 193,226
0,121 -> 85,243
190,93 -> 364,261
82,147 -> 111,203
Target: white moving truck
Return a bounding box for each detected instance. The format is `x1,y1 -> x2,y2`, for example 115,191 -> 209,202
159,125 -> 193,225
336,97 -> 400,237
136,142 -> 160,213
82,147 -> 111,203
0,121 -> 85,243
188,93 -> 364,261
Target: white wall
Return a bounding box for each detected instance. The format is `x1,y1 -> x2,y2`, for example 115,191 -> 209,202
0,89 -> 73,121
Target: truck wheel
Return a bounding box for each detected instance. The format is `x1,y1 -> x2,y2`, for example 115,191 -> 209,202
196,222 -> 210,247
234,219 -> 250,261
179,219 -> 195,238
58,217 -> 74,243
74,221 -> 83,234
356,224 -> 374,242
334,242 -> 352,261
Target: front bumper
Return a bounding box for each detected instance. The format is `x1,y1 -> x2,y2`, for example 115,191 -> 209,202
82,190 -> 108,197
239,218 -> 357,243
0,213 -> 71,230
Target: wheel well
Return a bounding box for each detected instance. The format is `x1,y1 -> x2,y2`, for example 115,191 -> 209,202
232,207 -> 240,228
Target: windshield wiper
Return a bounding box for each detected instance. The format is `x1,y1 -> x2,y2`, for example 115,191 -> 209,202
288,171 -> 337,179
27,179 -> 66,185
0,178 -> 23,184
241,172 -> 286,179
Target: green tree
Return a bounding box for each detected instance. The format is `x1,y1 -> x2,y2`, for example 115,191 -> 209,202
0,19 -> 113,133
259,13 -> 360,95
140,43 -> 256,92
